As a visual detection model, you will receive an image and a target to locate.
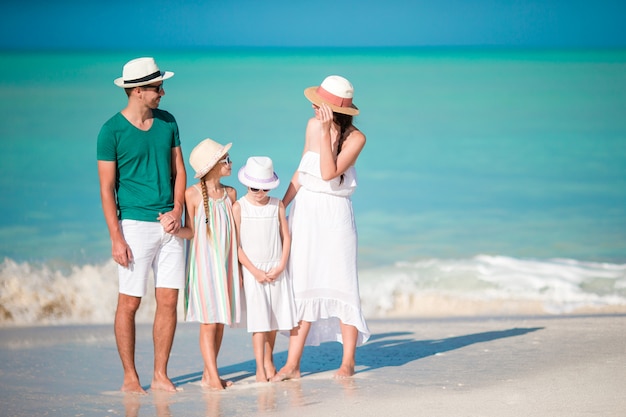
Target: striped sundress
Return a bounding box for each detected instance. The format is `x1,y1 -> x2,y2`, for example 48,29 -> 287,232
185,185 -> 241,325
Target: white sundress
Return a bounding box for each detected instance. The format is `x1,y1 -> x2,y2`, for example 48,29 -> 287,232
238,196 -> 298,332
288,151 -> 370,346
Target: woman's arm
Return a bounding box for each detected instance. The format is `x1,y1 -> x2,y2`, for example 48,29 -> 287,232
317,103 -> 366,181
282,171 -> 300,208
283,123 -> 313,207
266,200 -> 291,281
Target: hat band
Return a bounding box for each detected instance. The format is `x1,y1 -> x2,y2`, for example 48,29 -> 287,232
125,70 -> 161,84
243,171 -> 275,183
317,86 -> 353,107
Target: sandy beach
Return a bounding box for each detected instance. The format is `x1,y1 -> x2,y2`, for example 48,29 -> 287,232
1,315 -> 624,417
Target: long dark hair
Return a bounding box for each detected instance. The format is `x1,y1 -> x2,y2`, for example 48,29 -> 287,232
334,112 -> 355,184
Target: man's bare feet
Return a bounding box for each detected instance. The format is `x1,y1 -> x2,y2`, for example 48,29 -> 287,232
150,377 -> 178,392
121,383 -> 147,394
270,366 -> 300,382
121,374 -> 147,394
333,364 -> 355,379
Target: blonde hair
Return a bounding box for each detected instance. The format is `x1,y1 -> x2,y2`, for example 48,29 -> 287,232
200,176 -> 211,237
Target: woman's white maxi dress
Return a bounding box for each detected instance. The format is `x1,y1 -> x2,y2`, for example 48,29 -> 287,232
288,151 -> 370,346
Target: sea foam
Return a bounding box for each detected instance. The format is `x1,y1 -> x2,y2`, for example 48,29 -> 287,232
1,255 -> 625,327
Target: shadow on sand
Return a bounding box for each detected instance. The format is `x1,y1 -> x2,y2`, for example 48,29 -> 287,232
169,326 -> 543,387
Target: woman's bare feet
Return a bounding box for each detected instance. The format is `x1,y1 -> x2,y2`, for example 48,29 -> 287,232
333,363 -> 355,379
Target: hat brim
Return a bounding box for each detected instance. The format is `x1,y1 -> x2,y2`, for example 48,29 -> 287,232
237,166 -> 280,190
304,86 -> 359,116
114,71 -> 174,88
194,143 -> 232,178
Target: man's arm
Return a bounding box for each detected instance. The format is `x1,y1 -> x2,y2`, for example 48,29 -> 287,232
98,160 -> 133,267
159,146 -> 187,234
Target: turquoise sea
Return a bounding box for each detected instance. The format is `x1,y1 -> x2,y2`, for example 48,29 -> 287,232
1,48 -> 625,324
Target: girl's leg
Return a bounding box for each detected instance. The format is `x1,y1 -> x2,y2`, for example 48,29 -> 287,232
264,330 -> 278,379
252,332 -> 268,382
199,323 -> 225,390
213,323 -> 232,387
271,321 -> 310,381
336,322 -> 358,378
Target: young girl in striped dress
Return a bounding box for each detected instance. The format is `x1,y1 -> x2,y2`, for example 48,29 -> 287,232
176,138 -> 242,390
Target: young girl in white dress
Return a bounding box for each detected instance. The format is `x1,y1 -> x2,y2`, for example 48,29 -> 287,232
232,157 -> 297,382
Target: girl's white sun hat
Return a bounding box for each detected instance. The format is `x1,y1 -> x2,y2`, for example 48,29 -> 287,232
238,156 -> 280,190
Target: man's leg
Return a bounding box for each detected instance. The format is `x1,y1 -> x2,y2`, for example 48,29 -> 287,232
151,287 -> 179,392
115,293 -> 144,393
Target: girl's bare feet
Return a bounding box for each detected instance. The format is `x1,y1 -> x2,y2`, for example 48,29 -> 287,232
270,366 -> 300,382
201,376 -> 232,390
264,364 -> 277,380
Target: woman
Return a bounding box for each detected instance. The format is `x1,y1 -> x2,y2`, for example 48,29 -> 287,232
273,75 -> 371,380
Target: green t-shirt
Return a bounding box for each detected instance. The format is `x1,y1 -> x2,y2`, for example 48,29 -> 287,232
97,109 -> 181,222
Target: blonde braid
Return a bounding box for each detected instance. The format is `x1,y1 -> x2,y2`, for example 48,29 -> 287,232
200,177 -> 211,237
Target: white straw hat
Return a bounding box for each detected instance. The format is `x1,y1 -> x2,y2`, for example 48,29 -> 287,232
189,138 -> 232,179
304,75 -> 359,115
114,57 -> 174,88
238,157 -> 280,190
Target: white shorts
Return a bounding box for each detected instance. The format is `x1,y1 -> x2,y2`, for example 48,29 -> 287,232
118,219 -> 185,297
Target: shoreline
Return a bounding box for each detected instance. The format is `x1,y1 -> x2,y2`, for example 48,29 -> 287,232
1,315 -> 625,416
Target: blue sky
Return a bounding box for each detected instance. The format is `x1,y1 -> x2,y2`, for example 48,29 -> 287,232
2,0 -> 625,49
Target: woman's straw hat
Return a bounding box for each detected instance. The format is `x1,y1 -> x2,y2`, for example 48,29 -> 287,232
304,75 -> 359,115
189,138 -> 232,179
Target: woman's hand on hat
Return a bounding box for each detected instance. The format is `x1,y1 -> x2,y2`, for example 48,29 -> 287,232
318,103 -> 333,128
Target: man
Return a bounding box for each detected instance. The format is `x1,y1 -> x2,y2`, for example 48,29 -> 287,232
97,57 -> 186,393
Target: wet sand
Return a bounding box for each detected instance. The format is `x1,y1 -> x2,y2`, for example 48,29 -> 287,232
1,315 -> 624,416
